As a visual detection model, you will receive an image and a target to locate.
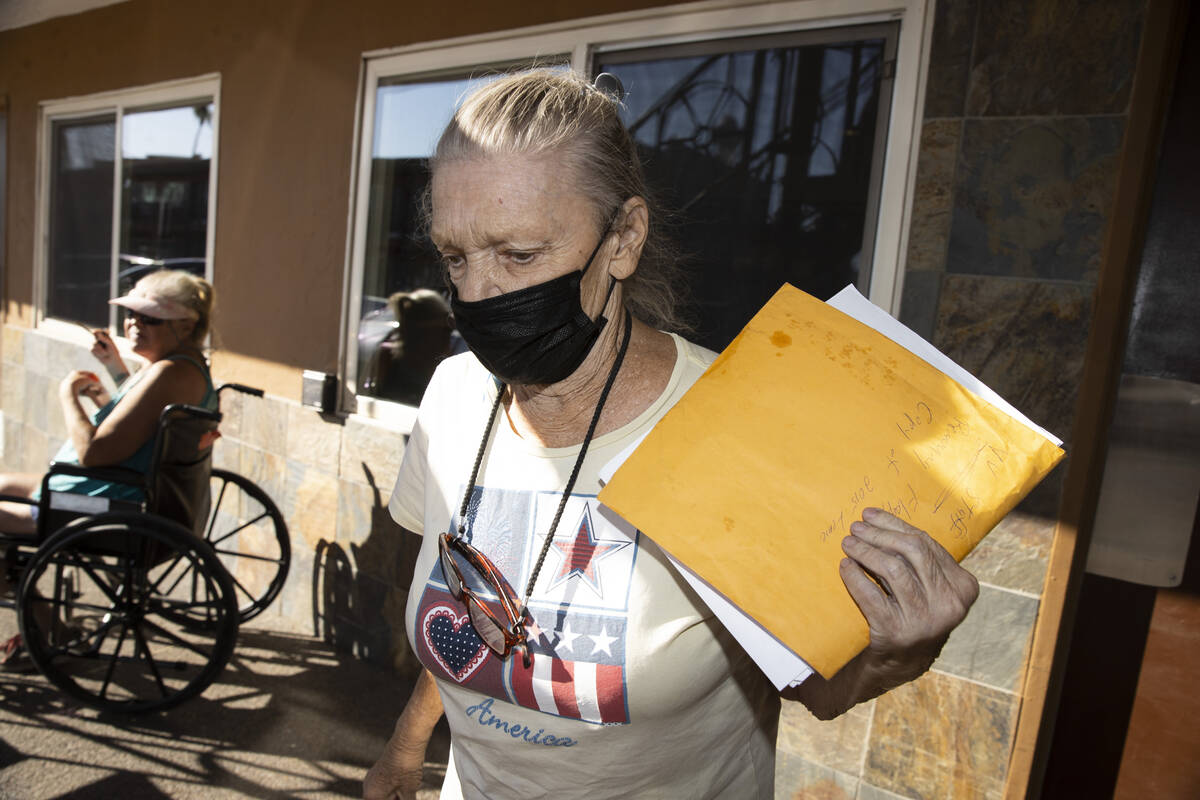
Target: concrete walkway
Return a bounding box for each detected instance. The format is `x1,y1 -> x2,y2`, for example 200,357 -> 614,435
0,625 -> 450,799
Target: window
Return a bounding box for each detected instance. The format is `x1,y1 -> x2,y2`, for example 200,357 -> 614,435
346,2 -> 929,421
354,67 -> 558,407
597,26 -> 895,351
37,76 -> 219,329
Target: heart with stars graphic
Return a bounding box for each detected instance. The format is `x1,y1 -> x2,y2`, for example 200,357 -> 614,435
423,605 -> 489,682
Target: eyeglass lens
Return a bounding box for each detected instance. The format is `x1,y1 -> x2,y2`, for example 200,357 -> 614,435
440,543 -> 463,596
440,535 -> 520,656
468,600 -> 510,652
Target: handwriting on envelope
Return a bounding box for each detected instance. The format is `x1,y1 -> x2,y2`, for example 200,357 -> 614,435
598,284 -> 1064,679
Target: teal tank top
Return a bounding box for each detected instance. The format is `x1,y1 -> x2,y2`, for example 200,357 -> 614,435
44,354 -> 218,501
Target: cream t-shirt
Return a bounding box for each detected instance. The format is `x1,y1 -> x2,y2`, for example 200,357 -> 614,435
390,334 -> 779,800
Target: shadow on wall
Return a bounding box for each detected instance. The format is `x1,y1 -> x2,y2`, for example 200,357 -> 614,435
312,464 -> 423,677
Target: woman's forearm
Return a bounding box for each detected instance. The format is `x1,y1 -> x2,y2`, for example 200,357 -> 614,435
390,668 -> 445,759
59,387 -> 97,463
783,643 -> 936,720
105,361 -> 130,384
364,668 -> 445,800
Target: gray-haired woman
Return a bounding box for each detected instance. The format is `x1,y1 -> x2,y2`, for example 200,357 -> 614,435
365,69 -> 978,800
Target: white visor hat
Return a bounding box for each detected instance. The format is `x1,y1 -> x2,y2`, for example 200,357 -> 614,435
109,288 -> 199,321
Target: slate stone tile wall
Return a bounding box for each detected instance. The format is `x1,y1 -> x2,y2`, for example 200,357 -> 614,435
777,0 -> 1146,797
210,379 -> 419,674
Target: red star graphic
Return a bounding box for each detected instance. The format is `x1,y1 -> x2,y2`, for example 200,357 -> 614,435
547,506 -> 628,595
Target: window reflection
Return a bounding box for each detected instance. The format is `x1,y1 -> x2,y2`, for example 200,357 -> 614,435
362,289 -> 462,406
48,115 -> 116,327
598,29 -> 892,351
357,78 -> 464,403
119,103 -> 213,294
358,72 -> 534,403
45,100 -> 213,327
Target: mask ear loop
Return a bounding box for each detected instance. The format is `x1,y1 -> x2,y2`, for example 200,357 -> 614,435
583,208 -> 624,327
595,273 -> 619,328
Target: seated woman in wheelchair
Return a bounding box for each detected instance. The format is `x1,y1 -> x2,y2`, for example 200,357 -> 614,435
0,269 -> 218,539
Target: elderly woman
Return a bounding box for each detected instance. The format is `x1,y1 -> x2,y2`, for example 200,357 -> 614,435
0,269 -> 218,532
365,71 -> 978,800
0,269 -> 217,666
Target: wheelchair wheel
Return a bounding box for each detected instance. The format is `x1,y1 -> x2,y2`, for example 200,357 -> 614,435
16,512 -> 238,714
204,468 -> 290,623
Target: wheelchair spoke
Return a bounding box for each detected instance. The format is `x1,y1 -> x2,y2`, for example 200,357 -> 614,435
225,571 -> 258,606
20,510 -> 242,714
207,511 -> 270,548
131,624 -> 169,699
147,552 -> 194,598
205,468 -> 290,624
25,592 -> 116,627
42,552 -> 124,606
205,479 -> 232,540
100,623 -> 133,701
212,548 -> 284,565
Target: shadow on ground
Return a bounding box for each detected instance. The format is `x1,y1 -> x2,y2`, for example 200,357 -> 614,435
0,627 -> 450,799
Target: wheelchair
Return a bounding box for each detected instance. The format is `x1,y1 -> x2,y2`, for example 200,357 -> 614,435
0,383 -> 290,714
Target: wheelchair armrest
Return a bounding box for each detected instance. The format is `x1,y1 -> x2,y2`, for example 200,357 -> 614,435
44,462 -> 148,491
218,382 -> 264,398
161,403 -> 222,424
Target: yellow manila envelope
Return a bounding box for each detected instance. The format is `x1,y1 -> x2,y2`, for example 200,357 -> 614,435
598,284 -> 1065,679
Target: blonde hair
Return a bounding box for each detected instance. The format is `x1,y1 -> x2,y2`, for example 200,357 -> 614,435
136,269 -> 215,345
432,69 -> 686,332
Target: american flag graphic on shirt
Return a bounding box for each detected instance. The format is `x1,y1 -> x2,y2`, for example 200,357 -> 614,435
415,486 -> 638,725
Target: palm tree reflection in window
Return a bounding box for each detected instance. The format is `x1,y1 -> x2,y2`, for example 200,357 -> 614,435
600,35 -> 890,351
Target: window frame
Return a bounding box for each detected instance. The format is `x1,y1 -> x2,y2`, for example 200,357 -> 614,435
342,0 -> 935,426
33,73 -> 221,344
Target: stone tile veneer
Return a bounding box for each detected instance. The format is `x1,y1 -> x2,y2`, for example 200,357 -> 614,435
884,0 -> 1144,797
774,752 -> 860,799
777,699 -> 874,777
961,510 -> 1055,595
339,415 -> 405,492
933,584 -> 1039,692
948,117 -> 1124,282
922,0 -> 978,119
967,0 -> 1142,117
905,119 -> 961,275
864,671 -> 1018,799
931,275 -> 1091,451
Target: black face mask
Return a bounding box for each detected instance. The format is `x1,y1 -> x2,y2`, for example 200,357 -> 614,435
449,231 -> 616,386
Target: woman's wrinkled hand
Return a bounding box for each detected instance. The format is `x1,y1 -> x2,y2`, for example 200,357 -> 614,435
839,507 -> 979,687
363,744 -> 425,800
90,330 -> 117,364
91,330 -> 129,383
61,370 -> 104,402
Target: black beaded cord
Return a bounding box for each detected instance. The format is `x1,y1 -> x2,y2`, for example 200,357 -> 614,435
453,311 -> 634,615
455,388 -> 505,536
